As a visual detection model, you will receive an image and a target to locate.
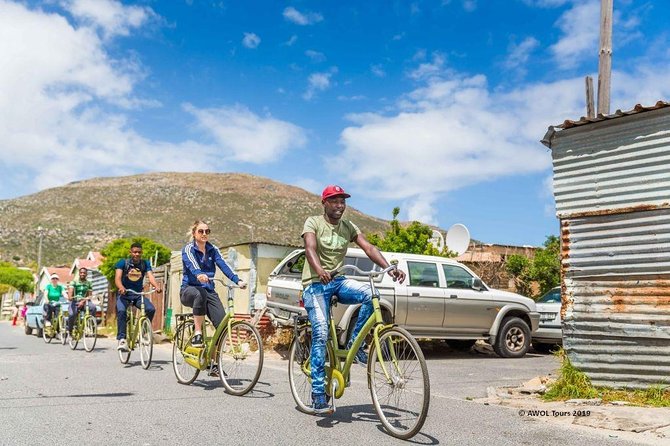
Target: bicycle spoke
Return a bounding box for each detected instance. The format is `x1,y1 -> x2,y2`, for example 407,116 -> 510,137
172,321 -> 200,384
288,327 -> 314,414
369,327 -> 429,439
218,321 -> 263,396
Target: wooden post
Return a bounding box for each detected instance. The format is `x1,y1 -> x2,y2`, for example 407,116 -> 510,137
585,76 -> 595,118
597,0 -> 613,115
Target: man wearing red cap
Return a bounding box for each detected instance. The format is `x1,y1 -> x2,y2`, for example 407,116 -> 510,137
301,185 -> 405,414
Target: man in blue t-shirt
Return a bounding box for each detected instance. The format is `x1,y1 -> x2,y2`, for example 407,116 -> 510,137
114,242 -> 162,352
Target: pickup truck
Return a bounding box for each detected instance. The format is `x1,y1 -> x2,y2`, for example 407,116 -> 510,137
266,248 -> 540,358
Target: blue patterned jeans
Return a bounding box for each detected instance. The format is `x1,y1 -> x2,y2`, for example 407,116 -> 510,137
303,277 -> 372,395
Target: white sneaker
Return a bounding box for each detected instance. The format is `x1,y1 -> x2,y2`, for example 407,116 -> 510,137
44,321 -> 52,327
117,339 -> 129,351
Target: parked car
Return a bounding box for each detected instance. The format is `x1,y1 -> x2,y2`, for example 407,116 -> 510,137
266,248 -> 540,358
24,293 -> 102,337
532,286 -> 562,352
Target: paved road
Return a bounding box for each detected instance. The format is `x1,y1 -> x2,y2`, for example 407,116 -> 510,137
0,322 -> 643,445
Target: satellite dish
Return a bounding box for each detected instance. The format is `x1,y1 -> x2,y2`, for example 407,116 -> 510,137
429,230 -> 445,251
446,224 -> 471,256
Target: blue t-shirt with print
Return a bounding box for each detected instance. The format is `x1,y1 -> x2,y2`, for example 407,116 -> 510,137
115,259 -> 151,294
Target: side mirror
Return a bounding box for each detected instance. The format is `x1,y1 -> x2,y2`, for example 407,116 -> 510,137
471,278 -> 484,291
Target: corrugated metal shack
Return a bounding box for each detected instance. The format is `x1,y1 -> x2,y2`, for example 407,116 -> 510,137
542,101 -> 670,389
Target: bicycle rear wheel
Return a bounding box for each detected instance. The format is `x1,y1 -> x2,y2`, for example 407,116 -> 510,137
288,326 -> 314,414
69,328 -> 79,350
173,321 -> 200,384
369,327 -> 430,440
139,318 -> 153,370
218,321 -> 263,396
83,317 -> 97,352
42,323 -> 54,343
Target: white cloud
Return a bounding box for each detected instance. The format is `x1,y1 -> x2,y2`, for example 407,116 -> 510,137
61,0 -> 155,39
371,64 -> 386,78
549,0 -> 599,69
242,32 -> 260,49
283,7 -> 323,26
392,32 -> 405,41
338,50 -> 670,225
463,0 -> 477,12
338,95 -> 366,101
305,50 -> 326,62
285,35 -> 298,46
408,52 -> 446,81
184,104 -> 307,163
504,36 -> 540,75
405,194 -> 438,225
521,0 -> 571,7
303,71 -> 334,100
0,1 -> 303,195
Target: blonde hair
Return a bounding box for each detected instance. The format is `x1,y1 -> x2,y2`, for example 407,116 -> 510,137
188,220 -> 209,240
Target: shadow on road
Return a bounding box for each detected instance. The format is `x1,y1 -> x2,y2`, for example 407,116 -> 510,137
312,403 -> 439,444
2,392 -> 135,401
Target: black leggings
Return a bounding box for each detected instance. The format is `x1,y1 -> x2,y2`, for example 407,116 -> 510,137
180,286 -> 225,328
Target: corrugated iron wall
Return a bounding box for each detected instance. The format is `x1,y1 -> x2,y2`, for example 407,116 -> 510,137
561,210 -> 670,388
553,108 -> 670,218
551,107 -> 670,389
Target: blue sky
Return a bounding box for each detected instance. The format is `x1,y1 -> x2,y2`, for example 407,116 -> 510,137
1,0 -> 669,246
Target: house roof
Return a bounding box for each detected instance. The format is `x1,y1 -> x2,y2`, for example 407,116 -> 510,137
43,266 -> 74,284
542,101 -> 670,147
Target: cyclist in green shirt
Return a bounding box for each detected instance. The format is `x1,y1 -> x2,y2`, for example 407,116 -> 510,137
43,273 -> 66,327
67,267 -> 96,335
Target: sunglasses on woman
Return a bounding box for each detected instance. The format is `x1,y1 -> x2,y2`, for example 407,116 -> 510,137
197,229 -> 211,235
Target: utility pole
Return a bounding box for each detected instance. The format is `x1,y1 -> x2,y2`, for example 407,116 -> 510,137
37,226 -> 44,274
597,0 -> 613,115
585,76 -> 595,118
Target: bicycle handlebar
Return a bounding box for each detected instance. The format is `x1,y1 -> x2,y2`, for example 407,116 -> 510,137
206,277 -> 242,289
125,288 -> 157,296
335,262 -> 398,278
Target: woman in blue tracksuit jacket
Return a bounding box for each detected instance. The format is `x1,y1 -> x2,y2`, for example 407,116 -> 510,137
181,220 -> 246,348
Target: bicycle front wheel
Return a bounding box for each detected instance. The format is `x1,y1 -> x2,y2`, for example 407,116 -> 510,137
139,318 -> 153,370
218,321 -> 263,396
173,321 -> 200,384
369,327 -> 430,440
59,316 -> 67,345
288,326 -> 314,414
83,317 -> 97,352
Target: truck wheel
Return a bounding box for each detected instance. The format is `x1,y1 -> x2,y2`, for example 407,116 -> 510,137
533,342 -> 559,354
24,323 -> 33,335
493,317 -> 530,358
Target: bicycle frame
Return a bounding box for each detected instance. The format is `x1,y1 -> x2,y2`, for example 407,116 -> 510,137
124,290 -> 152,350
307,263 -> 400,399
181,279 -> 241,370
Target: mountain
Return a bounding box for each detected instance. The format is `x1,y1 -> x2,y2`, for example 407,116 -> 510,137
0,172 -> 390,266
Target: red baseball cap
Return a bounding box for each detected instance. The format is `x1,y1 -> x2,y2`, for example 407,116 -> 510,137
321,185 -> 351,200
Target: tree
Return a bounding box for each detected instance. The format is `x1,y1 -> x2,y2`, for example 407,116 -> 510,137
367,207 -> 455,257
505,235 -> 561,298
99,237 -> 171,289
0,264 -> 34,294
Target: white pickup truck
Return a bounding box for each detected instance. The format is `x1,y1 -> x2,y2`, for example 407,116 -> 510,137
266,248 -> 540,358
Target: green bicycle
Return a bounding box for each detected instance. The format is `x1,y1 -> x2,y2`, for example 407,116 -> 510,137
288,263 -> 430,440
42,301 -> 67,345
118,288 -> 156,369
68,297 -> 97,352
172,278 -> 264,395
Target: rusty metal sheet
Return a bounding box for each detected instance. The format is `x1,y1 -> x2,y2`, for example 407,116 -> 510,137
550,106 -> 670,218
562,210 -> 670,389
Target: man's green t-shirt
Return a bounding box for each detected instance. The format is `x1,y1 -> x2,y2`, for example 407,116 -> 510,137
45,283 -> 64,303
69,280 -> 93,299
301,215 -> 361,286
